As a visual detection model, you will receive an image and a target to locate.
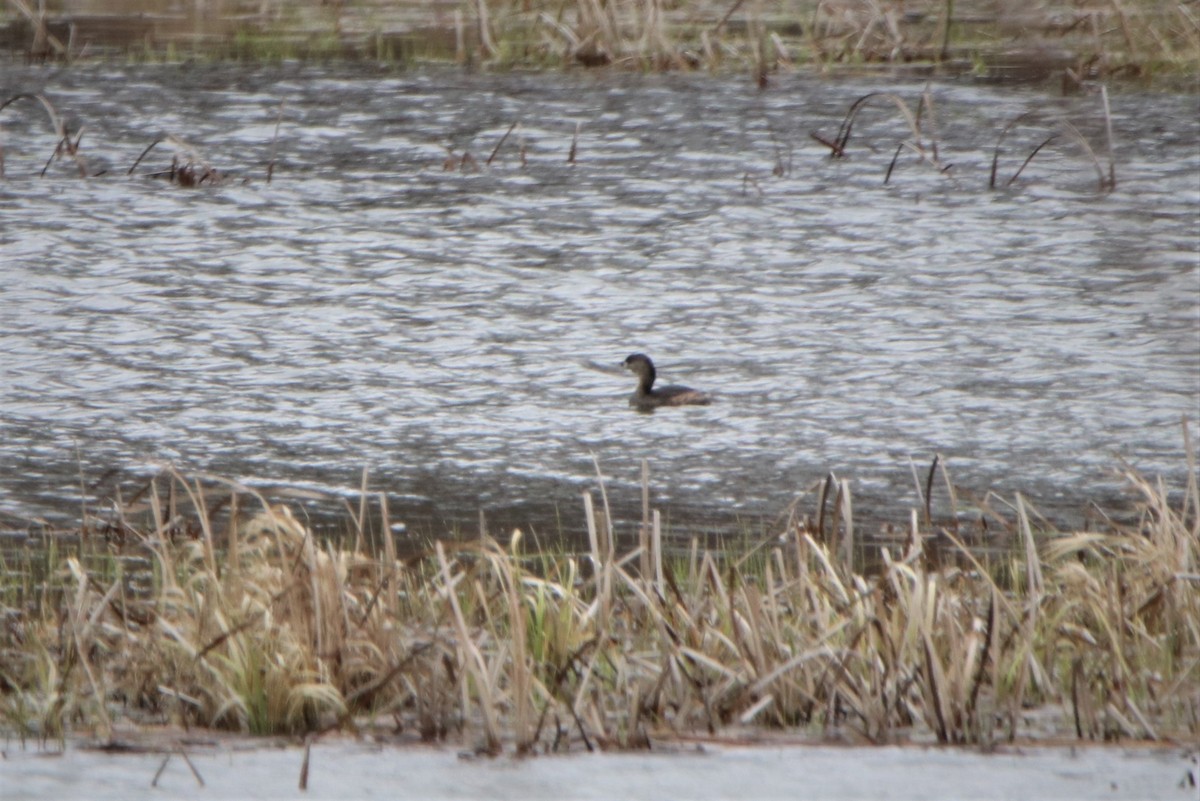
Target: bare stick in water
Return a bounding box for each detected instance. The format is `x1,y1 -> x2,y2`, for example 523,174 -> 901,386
1057,120 -> 1111,191
299,738 -> 311,790
0,92 -> 88,177
816,92 -> 945,179
1098,84 -> 1117,189
924,454 -> 939,527
1006,135 -> 1057,187
128,137 -> 166,176
487,120 -> 519,166
568,121 -> 581,164
268,99 -> 285,184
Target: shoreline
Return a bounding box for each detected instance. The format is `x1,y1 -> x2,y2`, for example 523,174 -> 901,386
1,1 -> 1195,89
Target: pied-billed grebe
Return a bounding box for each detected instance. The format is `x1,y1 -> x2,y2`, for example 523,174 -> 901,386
623,353 -> 711,410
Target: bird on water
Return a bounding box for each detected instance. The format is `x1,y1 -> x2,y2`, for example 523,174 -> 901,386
622,353 -> 711,411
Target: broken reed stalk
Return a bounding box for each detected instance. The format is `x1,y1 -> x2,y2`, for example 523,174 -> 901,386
826,93 -> 926,160
568,121 -> 580,164
766,119 -> 792,177
750,11 -> 768,88
41,127 -> 86,178
582,485 -> 616,662
817,87 -> 1116,190
916,85 -> 942,164
267,99 -> 285,183
837,478 -> 854,567
815,471 -> 835,541
1098,85 -> 1116,189
652,508 -> 663,595
128,137 -> 166,175
129,133 -> 223,185
168,468 -> 218,577
354,466 -> 369,555
884,142 -> 904,184
936,454 -> 960,533
486,120 -> 519,166
489,542 -> 535,753
587,456 -> 617,633
990,111 -> 1033,188
815,91 -> 946,182
583,490 -> 601,573
1058,119 -> 1113,192
908,457 -> 928,529
592,455 -> 616,567
454,9 -> 466,64
298,737 -> 311,790
0,92 -> 89,177
1184,416 -> 1199,535
8,0 -> 67,58
151,748 -> 205,788
991,104 -> 1114,191
924,455 -> 939,527
379,491 -> 397,587
436,539 -> 502,753
1006,135 -> 1057,187
939,0 -> 956,61
538,11 -> 581,57
66,561 -> 115,742
712,0 -> 747,36
474,0 -> 497,60
1017,494 -> 1045,599
639,458 -> 651,584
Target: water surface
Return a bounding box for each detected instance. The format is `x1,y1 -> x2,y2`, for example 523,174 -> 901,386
0,738 -> 1189,801
1,65 -> 1197,542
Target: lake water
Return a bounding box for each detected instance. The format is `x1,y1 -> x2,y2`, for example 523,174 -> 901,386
0,64 -> 1197,544
0,737 -> 1192,801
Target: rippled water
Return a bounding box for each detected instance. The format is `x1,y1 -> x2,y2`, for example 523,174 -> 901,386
1,64 -> 1197,541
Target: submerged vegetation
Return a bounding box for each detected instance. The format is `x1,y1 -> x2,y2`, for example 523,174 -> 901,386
1,436 -> 1197,753
1,81 -> 1121,193
1,1 -> 1196,83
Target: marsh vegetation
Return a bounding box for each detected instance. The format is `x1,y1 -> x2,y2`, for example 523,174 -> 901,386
2,1 -> 1196,84
1,436 -> 1196,753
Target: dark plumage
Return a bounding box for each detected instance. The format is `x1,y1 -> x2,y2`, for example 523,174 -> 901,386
622,353 -> 711,411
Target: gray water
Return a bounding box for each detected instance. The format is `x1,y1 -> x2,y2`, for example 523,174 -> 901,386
1,64 -> 1197,542
1,738 -> 1193,801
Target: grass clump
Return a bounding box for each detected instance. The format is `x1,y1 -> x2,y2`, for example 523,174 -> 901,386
0,450 -> 1196,752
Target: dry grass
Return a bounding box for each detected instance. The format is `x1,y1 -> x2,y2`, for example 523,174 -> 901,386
1,442 -> 1197,752
0,93 -> 90,178
0,92 -> 239,184
466,1 -> 1200,79
4,2 -> 1196,81
0,82 -> 1131,194
808,85 -> 1117,191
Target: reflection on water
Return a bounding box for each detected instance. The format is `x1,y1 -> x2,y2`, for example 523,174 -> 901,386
0,65 -> 1197,541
